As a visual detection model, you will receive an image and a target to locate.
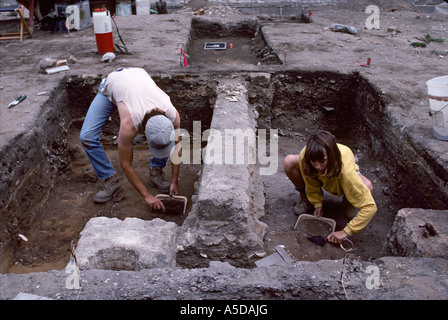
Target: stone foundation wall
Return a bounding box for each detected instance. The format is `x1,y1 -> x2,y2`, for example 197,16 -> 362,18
177,76 -> 268,268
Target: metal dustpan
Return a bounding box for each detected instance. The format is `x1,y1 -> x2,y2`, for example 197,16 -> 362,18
294,214 -> 354,252
293,213 -> 336,232
155,194 -> 188,215
294,214 -> 335,246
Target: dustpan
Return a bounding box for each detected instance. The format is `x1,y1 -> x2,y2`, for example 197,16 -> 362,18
294,214 -> 353,255
155,194 -> 188,215
294,214 -> 338,248
293,213 -> 336,232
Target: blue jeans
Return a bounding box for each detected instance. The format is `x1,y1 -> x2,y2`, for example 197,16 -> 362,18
80,79 -> 167,180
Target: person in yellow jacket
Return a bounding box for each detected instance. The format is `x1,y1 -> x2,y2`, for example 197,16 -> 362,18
283,130 -> 376,244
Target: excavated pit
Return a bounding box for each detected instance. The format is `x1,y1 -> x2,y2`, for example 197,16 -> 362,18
1,69 -> 447,275
0,73 -> 217,273
185,17 -> 283,67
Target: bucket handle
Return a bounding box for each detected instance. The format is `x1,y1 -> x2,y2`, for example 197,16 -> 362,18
429,102 -> 448,117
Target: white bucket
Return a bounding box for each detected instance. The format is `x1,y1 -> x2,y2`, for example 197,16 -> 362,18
426,75 -> 448,141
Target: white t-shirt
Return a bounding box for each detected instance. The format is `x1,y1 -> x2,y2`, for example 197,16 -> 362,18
102,67 -> 177,133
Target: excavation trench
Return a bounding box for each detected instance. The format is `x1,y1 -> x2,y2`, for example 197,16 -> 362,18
1,69 -> 446,275
185,17 -> 284,67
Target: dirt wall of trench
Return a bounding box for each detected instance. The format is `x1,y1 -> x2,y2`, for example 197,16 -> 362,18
0,81 -> 72,273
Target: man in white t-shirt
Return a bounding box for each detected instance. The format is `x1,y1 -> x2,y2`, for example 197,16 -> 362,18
80,67 -> 181,212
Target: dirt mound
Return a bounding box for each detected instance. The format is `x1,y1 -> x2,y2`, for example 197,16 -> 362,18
177,0 -> 243,16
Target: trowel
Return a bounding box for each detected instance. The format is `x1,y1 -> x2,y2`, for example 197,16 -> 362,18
7,95 -> 26,109
307,235 -> 328,246
307,235 -> 354,252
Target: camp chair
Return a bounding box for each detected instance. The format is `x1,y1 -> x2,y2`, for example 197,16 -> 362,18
0,5 -> 32,42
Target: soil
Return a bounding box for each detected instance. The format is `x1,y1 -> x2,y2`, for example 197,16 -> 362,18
260,134 -> 393,264
187,36 -> 275,67
8,133 -> 201,273
153,199 -> 186,215
1,0 -> 447,274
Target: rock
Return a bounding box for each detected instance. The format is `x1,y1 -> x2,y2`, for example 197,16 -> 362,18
386,208 -> 448,258
39,58 -> 57,69
75,217 -> 180,270
101,52 -> 116,63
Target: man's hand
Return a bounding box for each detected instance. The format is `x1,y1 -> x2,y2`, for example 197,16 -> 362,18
144,194 -> 166,212
169,182 -> 179,197
327,230 -> 348,244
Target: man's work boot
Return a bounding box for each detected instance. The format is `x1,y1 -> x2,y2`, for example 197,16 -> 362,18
93,175 -> 123,203
149,167 -> 170,194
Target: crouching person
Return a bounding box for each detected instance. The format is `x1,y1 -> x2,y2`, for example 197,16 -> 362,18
283,130 -> 376,244
80,67 -> 182,212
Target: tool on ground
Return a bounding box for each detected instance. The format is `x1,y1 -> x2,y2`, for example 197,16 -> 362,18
155,194 -> 188,215
307,232 -> 354,252
294,213 -> 336,231
307,235 -> 327,246
7,95 -> 26,109
307,235 -> 355,252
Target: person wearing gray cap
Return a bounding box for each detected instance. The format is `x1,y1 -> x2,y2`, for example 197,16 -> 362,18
80,67 -> 181,212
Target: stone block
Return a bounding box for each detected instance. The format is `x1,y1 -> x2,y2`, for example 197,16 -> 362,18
76,217 -> 180,270
386,208 -> 448,258
178,78 -> 267,267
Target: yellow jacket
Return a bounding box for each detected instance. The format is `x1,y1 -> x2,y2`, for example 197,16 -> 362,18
298,144 -> 377,236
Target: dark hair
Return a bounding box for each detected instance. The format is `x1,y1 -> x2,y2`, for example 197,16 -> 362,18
301,130 -> 342,178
